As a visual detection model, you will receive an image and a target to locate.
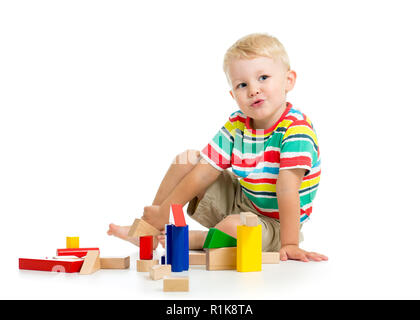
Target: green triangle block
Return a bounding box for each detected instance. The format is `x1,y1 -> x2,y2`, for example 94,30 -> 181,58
203,228 -> 237,249
202,228 -> 217,248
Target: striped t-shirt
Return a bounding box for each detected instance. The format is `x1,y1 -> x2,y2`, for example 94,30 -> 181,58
200,102 -> 321,223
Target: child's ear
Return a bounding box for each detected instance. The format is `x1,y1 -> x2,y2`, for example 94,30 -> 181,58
285,70 -> 297,93
229,90 -> 234,99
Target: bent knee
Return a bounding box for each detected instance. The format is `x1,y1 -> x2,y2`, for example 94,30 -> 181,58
215,214 -> 241,239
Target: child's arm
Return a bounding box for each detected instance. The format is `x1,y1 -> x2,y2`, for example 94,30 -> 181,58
142,160 -> 221,231
276,169 -> 328,262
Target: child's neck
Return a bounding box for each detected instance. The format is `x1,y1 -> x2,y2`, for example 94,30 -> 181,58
249,104 -> 287,131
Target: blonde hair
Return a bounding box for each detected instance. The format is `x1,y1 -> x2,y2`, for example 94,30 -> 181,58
223,33 -> 290,76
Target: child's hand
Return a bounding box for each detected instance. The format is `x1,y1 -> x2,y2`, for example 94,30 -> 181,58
279,245 -> 328,262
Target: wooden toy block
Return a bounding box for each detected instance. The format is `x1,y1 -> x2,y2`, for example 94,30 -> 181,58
165,224 -> 173,265
128,218 -> 160,237
66,237 -> 79,249
206,247 -> 237,271
136,259 -> 158,272
139,235 -> 153,260
163,277 -> 189,292
80,250 -> 101,275
237,225 -> 262,272
100,256 -> 130,269
240,212 -> 250,225
202,228 -> 237,249
56,248 -> 99,258
240,212 -> 259,227
18,257 -> 84,273
172,225 -> 189,272
171,204 -> 186,227
150,264 -> 171,280
262,252 -> 280,264
183,225 -> 189,268
166,224 -> 189,272
189,251 -> 206,265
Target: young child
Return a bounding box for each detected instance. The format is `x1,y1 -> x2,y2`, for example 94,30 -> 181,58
108,33 -> 327,262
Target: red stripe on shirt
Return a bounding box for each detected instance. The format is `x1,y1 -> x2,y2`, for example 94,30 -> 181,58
202,144 -> 231,169
229,115 -> 246,124
302,206 -> 312,216
287,119 -> 312,128
280,156 -> 312,168
250,202 -> 280,219
243,177 -> 277,184
302,170 -> 321,181
250,202 -> 313,220
232,150 -> 280,167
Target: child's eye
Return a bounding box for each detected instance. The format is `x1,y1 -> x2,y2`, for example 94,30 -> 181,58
259,75 -> 269,81
236,83 -> 247,89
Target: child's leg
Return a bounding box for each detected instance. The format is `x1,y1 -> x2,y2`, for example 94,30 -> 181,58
152,150 -> 202,205
157,229 -> 208,250
107,149 -> 202,247
213,214 -> 241,239
189,230 -> 208,249
187,216 -> 241,250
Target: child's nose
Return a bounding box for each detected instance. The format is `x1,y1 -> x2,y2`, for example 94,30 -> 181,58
248,83 -> 261,97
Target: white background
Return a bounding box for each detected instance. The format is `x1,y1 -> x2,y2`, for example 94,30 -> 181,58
1,0 -> 420,300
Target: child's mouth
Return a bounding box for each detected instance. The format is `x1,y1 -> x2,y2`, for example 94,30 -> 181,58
251,99 -> 264,107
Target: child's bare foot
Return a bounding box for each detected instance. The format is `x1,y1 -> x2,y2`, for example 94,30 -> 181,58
107,223 -> 139,247
107,223 -> 162,249
157,235 -> 166,248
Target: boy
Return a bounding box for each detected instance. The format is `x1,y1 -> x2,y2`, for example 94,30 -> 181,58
108,33 -> 327,262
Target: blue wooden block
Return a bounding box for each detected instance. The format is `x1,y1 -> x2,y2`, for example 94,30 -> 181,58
165,224 -> 173,265
183,224 -> 189,270
171,225 -> 189,272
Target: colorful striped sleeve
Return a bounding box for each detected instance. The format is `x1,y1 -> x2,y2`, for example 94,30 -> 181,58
200,113 -> 240,171
279,120 -> 319,173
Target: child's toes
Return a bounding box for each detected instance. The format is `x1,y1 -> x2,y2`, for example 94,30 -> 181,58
158,235 -> 166,248
107,223 -> 116,235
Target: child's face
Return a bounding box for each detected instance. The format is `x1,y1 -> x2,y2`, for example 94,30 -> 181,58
227,56 -> 296,130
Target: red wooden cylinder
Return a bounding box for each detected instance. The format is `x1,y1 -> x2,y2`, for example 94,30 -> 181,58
139,236 -> 153,260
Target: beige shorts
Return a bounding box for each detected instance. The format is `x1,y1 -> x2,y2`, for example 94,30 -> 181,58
187,169 -> 303,252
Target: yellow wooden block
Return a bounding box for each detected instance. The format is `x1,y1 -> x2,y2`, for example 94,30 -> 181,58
236,225 -> 262,272
66,237 -> 79,249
